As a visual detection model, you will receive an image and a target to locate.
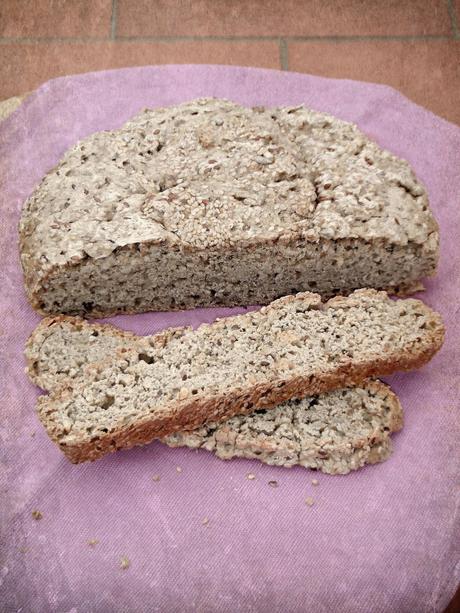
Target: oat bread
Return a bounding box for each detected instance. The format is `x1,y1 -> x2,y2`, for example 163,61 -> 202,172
19,98 -> 439,317
164,382 -> 403,475
35,290 -> 443,463
25,315 -> 403,474
26,315 -> 145,391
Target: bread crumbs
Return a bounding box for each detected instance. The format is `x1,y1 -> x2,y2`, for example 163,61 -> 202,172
88,539 -> 99,547
31,510 -> 42,520
268,480 -> 278,488
246,473 -> 256,480
311,479 -> 319,486
176,466 -> 182,473
152,474 -> 161,481
202,517 -> 209,526
305,497 -> 315,507
120,556 -> 130,570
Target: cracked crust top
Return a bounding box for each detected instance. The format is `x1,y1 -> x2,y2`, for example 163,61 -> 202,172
19,98 -> 437,296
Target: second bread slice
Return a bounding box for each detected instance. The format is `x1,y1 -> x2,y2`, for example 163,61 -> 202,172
163,382 -> 402,475
36,290 -> 443,463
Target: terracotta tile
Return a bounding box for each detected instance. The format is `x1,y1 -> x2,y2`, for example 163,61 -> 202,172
0,41 -> 280,99
453,0 -> 460,32
289,40 -> 460,125
0,0 -> 112,39
117,0 -> 451,38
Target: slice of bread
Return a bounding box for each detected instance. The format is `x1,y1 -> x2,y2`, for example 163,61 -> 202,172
19,98 -> 439,317
33,290 -> 443,463
26,312 -> 403,474
163,382 -> 402,475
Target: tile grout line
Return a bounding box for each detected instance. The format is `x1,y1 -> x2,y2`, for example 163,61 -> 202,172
285,33 -> 451,42
0,36 -> 108,44
279,38 -> 289,70
111,0 -> 118,40
0,34 -> 454,45
447,0 -> 460,37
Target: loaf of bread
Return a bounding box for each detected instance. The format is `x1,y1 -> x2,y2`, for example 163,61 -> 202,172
19,98 -> 438,317
34,290 -> 443,463
26,316 -> 403,474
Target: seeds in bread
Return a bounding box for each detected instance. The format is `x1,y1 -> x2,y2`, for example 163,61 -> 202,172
26,313 -> 403,474
35,290 -> 443,463
163,382 -> 403,475
19,98 -> 439,317
25,315 -> 145,391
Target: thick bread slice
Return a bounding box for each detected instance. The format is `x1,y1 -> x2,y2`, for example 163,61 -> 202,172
26,314 -> 403,474
36,290 -> 443,463
19,98 -> 439,317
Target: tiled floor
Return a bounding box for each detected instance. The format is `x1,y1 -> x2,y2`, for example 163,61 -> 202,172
0,0 -> 459,124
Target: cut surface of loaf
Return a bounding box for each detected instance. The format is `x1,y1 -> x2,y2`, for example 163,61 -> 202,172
25,314 -> 403,474
35,290 -> 444,463
19,98 -> 438,317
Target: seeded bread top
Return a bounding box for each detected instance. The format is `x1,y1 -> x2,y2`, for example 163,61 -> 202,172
20,98 -> 437,291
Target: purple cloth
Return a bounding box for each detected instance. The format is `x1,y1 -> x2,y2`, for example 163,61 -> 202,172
1,65 -> 459,613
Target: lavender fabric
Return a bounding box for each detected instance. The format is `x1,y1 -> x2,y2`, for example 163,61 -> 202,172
0,65 -> 459,613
